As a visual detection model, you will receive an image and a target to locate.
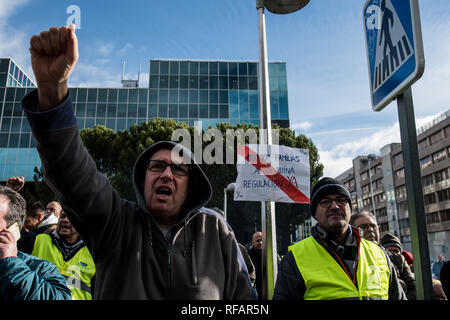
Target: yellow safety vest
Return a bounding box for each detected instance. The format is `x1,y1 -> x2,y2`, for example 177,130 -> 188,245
31,234 -> 95,300
289,236 -> 390,300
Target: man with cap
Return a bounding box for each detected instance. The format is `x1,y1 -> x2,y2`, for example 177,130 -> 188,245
273,177 -> 406,300
379,233 -> 416,299
21,25 -> 254,299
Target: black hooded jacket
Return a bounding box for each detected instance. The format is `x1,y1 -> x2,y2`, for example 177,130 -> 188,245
22,90 -> 253,299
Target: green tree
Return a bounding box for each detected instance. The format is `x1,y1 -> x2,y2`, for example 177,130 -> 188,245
78,119 -> 323,253
28,166 -> 56,206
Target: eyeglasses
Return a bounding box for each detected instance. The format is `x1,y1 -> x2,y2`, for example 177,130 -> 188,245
318,197 -> 348,208
357,223 -> 378,231
147,160 -> 190,177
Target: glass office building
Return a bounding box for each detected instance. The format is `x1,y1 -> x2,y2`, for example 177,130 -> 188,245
0,58 -> 290,181
0,58 -> 38,181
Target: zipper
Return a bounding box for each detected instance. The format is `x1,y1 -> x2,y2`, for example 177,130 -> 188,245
191,241 -> 198,285
167,241 -> 172,289
169,211 -> 200,287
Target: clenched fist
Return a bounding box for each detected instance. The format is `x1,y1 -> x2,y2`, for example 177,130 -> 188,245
6,176 -> 25,192
29,24 -> 79,110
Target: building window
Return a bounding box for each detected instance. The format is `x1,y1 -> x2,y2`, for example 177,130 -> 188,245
372,163 -> 382,175
445,126 -> 450,138
395,168 -> 405,180
435,168 -> 449,183
430,130 -> 444,145
361,171 -> 368,181
375,192 -> 385,204
399,218 -> 410,229
432,149 -> 447,163
362,184 -> 369,194
426,212 -> 440,224
376,207 -> 387,219
423,192 -> 437,205
418,138 -> 428,150
374,178 -> 384,189
363,198 -> 373,207
437,188 -> 450,202
396,185 -> 406,199
398,202 -> 408,215
349,179 -> 355,188
440,209 -> 450,222
422,174 -> 433,186
393,153 -> 403,166
379,223 -> 389,232
420,155 -> 432,169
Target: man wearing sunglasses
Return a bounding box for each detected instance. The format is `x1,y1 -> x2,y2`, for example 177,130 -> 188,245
273,177 -> 406,300
21,25 -> 253,300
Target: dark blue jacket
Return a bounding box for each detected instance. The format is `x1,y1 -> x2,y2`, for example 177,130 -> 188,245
0,251 -> 72,300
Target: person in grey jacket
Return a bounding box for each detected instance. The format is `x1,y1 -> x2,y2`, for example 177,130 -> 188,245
0,186 -> 72,300
22,25 -> 253,300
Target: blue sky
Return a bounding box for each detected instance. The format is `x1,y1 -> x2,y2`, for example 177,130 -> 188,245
1,0 -> 450,177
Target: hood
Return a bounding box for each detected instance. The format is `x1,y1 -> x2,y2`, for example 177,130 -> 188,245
38,212 -> 58,228
132,141 -> 212,225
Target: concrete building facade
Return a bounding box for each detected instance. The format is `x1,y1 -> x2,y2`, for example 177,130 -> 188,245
336,110 -> 450,261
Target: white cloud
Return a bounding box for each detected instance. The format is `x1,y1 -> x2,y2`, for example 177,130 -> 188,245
291,121 -> 312,131
319,111 -> 446,178
139,72 -> 149,88
117,43 -> 133,56
69,61 -> 120,88
97,43 -> 114,56
319,150 -> 355,179
0,0 -> 29,19
0,0 -> 33,78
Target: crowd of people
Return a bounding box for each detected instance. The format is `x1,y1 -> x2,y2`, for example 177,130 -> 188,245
0,24 -> 449,301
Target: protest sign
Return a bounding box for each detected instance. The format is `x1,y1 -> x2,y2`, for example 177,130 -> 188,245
234,144 -> 310,203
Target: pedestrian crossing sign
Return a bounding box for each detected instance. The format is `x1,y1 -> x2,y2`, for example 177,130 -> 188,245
363,0 -> 424,111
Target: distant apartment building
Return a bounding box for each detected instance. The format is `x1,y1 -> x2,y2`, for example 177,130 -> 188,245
335,110 -> 450,261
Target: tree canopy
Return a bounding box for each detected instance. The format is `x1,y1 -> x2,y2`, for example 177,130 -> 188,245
79,119 -> 323,252
33,118 -> 323,252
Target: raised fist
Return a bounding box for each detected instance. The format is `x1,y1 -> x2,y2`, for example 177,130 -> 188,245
6,176 -> 25,192
29,25 -> 79,109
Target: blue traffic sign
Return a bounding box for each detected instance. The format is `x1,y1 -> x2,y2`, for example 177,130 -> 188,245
363,0 -> 424,111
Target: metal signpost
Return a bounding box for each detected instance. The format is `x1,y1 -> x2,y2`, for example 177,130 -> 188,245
256,0 -> 309,300
363,0 -> 432,299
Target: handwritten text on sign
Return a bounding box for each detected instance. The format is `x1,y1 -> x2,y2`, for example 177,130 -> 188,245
234,144 -> 310,203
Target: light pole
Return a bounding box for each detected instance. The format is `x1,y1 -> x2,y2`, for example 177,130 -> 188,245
223,183 -> 235,221
256,0 -> 309,300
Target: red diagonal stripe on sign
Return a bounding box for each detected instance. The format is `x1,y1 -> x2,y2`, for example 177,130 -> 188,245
238,145 -> 310,203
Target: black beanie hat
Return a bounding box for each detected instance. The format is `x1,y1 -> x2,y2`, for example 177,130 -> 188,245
380,232 -> 403,251
310,177 -> 351,217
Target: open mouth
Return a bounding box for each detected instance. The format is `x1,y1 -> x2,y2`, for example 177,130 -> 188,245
156,186 -> 173,196
60,224 -> 71,231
